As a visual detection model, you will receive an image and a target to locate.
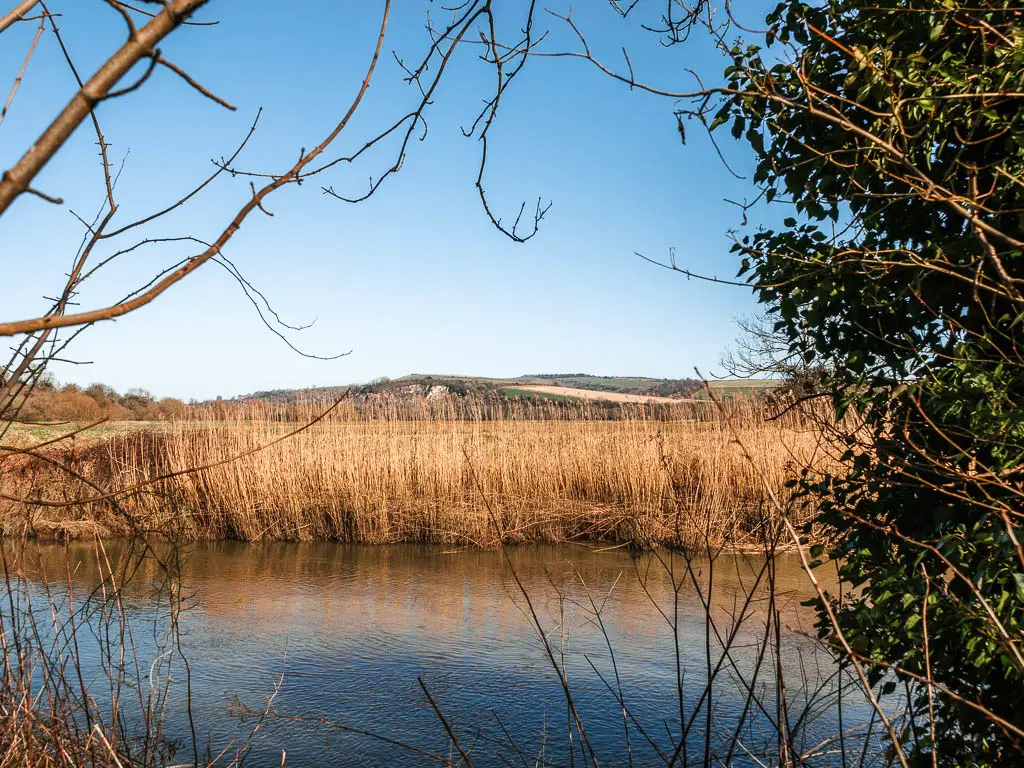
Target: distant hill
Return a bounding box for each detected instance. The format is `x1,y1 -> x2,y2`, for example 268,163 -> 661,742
236,373 -> 782,405
402,373 -> 704,397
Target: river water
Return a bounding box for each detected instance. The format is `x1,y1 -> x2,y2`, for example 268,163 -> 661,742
10,542 -> 887,767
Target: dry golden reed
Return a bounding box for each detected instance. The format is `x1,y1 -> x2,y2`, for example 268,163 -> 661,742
1,396 -> 829,547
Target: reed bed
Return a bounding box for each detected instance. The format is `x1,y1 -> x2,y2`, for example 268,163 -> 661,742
1,396 -> 831,547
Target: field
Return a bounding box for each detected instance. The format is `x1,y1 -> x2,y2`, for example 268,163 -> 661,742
502,385 -> 692,404
404,373 -> 668,391
1,397 -> 830,548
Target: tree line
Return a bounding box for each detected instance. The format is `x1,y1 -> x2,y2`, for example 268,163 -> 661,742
15,377 -> 187,422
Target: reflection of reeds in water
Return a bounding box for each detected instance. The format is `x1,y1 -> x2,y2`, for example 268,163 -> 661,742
2,397 -> 830,547
1,538 -> 880,767
33,541 -> 826,645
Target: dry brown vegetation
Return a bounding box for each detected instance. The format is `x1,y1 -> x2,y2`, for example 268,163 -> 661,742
9,380 -> 189,423
0,397 -> 831,548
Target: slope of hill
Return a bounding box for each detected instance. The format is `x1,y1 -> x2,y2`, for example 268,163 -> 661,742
402,373 -> 704,397
236,374 -> 781,405
500,385 -> 688,404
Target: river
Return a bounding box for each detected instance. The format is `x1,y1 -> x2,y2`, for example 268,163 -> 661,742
7,542 -> 888,767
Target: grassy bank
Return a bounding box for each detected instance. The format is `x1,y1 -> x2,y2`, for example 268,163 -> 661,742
1,398 -> 828,547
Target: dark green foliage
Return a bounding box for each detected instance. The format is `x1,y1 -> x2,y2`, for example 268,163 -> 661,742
499,386 -> 577,401
710,2 -> 1024,763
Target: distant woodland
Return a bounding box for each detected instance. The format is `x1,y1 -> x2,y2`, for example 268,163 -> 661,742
13,378 -> 187,422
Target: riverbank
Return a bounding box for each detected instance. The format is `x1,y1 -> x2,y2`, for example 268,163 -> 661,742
1,399 -> 829,547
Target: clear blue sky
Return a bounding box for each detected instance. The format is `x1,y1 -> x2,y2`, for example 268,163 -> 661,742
1,1 -> 777,400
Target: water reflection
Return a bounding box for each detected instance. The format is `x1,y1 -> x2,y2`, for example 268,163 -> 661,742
9,542 -> 880,767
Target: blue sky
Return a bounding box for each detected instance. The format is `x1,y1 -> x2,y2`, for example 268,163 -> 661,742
1,1 -> 777,399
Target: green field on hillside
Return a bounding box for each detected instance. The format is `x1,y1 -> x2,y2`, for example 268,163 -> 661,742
690,379 -> 783,399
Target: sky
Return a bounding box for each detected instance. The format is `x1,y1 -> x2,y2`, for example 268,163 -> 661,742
0,0 -> 779,400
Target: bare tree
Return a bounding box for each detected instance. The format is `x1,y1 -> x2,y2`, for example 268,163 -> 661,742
0,3 -> 554,763
0,0 -> 550,431
719,312 -> 828,401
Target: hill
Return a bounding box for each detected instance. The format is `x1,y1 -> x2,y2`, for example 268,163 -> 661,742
237,374 -> 782,405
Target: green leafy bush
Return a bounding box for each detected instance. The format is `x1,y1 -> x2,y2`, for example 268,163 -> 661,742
708,1 -> 1024,762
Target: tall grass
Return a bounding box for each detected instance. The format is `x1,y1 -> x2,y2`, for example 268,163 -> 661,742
0,397 -> 884,767
1,396 -> 830,547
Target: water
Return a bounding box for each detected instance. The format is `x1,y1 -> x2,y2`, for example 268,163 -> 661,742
7,542 -> 885,767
